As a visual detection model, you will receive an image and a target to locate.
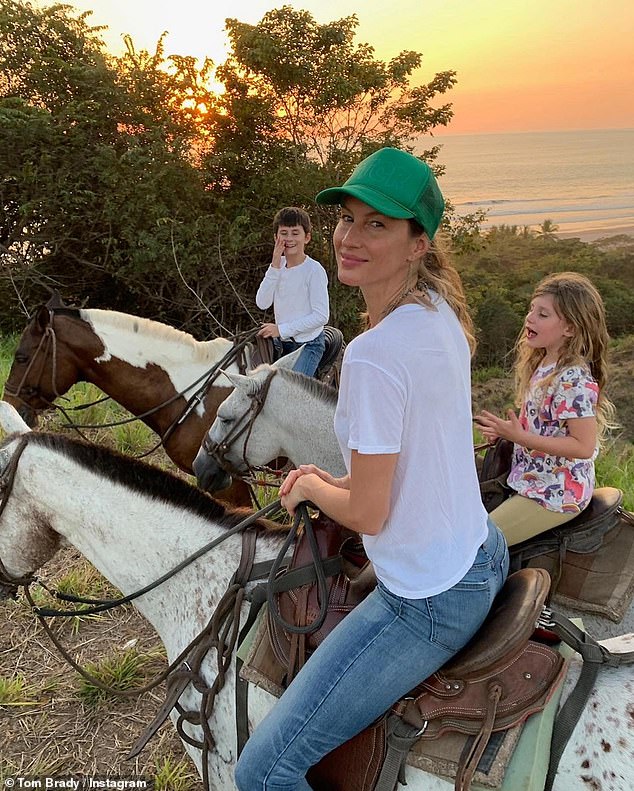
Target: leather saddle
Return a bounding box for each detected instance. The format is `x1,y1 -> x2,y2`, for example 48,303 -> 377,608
477,440 -> 623,560
308,567 -> 564,791
268,515 -> 376,683
246,325 -> 345,383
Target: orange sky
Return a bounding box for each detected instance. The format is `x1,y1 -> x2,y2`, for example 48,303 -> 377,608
55,0 -> 634,135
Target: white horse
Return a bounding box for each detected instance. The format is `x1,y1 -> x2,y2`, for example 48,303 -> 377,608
193,360 -> 345,494
1,402 -> 632,791
193,364 -> 634,641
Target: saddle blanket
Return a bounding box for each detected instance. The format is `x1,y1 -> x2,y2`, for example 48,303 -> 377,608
237,605 -> 575,790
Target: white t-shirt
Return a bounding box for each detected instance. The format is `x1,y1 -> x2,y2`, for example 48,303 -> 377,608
255,255 -> 329,342
334,299 -> 488,598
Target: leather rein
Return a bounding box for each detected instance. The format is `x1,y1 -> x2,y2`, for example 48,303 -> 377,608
0,436 -> 299,787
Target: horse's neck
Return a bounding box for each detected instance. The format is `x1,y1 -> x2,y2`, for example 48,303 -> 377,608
77,311 -> 236,403
272,376 -> 345,476
11,444 -> 283,655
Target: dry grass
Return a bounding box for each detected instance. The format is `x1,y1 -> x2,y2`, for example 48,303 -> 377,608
0,547 -> 204,788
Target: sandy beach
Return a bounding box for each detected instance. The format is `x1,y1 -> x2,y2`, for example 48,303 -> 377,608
556,225 -> 634,243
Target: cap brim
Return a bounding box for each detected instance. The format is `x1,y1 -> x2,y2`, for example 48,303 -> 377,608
315,185 -> 414,220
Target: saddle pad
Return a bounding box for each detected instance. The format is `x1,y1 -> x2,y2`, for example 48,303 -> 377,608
407,641 -> 573,790
525,515 -> 634,622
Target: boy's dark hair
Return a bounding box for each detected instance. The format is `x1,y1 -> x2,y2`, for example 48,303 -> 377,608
273,207 -> 312,235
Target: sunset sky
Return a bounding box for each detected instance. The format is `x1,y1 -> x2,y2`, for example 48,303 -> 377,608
55,0 -> 633,135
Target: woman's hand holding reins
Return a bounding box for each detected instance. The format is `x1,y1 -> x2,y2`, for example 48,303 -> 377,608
280,465 -> 349,516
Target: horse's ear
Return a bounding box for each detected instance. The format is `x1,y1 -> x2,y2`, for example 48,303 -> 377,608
45,291 -> 67,310
0,402 -> 32,435
220,369 -> 261,396
272,347 -> 303,370
34,305 -> 52,331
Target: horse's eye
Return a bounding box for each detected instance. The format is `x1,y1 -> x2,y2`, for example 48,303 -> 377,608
14,353 -> 29,364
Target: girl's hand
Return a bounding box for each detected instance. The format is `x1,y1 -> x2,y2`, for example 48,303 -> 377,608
475,409 -> 525,445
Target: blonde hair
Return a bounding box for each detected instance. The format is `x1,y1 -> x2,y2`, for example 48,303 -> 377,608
514,272 -> 615,442
379,230 -> 477,356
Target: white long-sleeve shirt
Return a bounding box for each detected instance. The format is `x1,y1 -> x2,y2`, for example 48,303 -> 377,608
255,255 -> 329,342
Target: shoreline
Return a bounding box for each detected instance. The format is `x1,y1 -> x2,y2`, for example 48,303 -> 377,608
479,222 -> 634,244
556,226 -> 634,242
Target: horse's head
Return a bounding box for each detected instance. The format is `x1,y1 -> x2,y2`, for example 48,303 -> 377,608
0,404 -> 51,600
2,297 -> 82,425
193,349 -> 303,492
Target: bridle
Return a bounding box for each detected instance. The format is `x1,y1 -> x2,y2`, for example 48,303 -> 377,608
2,311 -> 64,410
201,368 -> 279,481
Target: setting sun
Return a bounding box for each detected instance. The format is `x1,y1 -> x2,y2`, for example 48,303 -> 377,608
58,0 -> 633,135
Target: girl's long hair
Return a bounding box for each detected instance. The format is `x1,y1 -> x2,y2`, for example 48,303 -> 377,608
380,227 -> 476,355
514,272 -> 616,441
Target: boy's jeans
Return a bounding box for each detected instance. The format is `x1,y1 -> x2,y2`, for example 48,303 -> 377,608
235,519 -> 509,791
273,331 -> 326,378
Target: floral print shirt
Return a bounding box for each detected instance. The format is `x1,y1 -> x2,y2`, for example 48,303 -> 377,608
507,363 -> 599,513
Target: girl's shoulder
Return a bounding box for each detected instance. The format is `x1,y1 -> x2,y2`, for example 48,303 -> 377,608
555,364 -> 596,386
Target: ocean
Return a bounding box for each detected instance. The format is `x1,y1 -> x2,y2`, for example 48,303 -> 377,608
427,129 -> 634,239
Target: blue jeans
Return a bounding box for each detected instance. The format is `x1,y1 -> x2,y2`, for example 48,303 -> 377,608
274,332 -> 326,378
235,519 -> 509,791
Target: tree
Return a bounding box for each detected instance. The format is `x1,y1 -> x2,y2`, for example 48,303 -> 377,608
536,219 -> 559,240
201,6 -> 458,335
0,2 -> 216,329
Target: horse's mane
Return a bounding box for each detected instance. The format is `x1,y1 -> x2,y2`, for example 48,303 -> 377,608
276,368 -> 338,407
80,308 -> 230,360
22,432 -> 274,532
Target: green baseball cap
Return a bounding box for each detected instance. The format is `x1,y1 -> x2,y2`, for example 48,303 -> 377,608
316,147 -> 445,239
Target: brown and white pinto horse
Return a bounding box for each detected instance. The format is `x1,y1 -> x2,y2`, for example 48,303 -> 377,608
1,294 -> 253,503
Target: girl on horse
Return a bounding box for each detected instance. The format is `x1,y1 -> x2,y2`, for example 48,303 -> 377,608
235,147 -> 509,791
475,272 -> 615,545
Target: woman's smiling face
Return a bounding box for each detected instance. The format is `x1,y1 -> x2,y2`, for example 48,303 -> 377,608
333,197 -> 428,298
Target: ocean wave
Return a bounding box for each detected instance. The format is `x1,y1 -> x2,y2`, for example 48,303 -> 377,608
455,198 -> 634,219
459,195 -> 616,207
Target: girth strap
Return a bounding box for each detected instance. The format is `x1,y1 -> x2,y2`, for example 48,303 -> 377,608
235,583 -> 269,756
374,717 -> 421,791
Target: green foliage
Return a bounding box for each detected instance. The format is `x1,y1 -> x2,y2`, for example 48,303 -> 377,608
2,3 -> 634,351
0,673 -> 36,706
462,229 -> 634,369
596,441 -> 634,511
77,648 -> 152,708
153,756 -> 200,791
